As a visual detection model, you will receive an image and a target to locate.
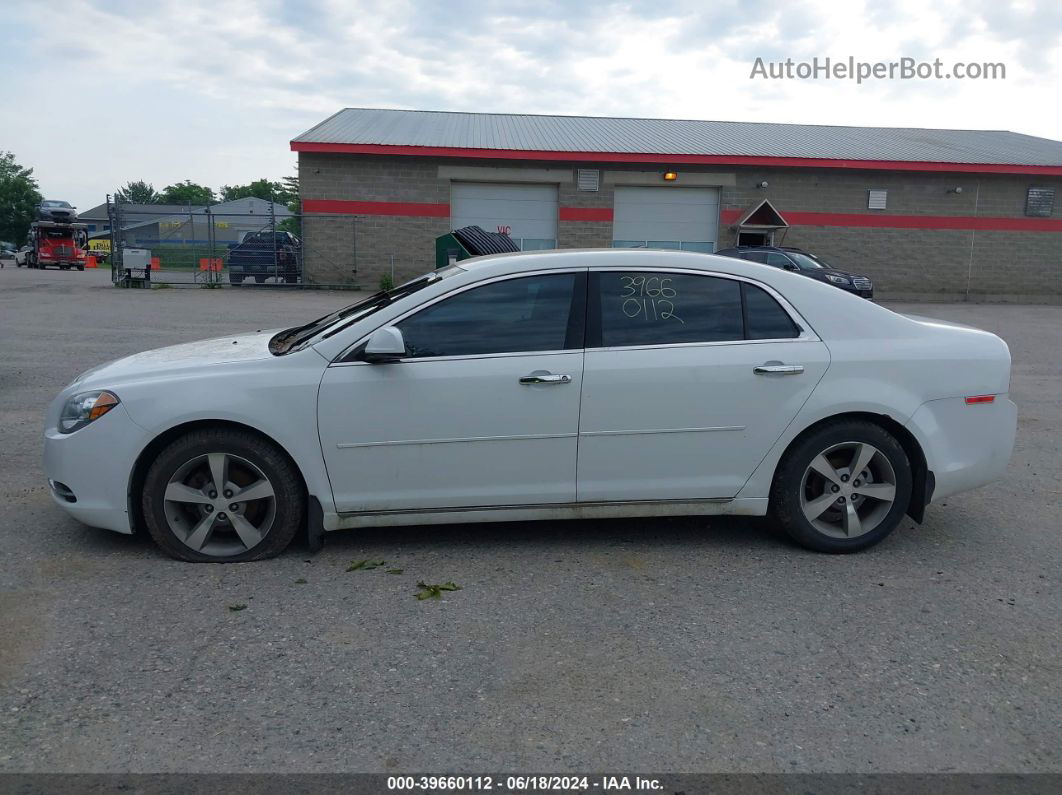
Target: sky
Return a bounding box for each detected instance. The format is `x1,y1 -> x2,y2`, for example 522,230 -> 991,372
2,0 -> 1061,210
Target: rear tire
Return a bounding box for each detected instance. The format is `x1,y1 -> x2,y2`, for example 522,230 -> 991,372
770,420 -> 912,553
142,428 -> 305,563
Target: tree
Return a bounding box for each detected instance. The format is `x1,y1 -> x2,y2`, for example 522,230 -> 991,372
277,169 -> 300,237
159,180 -> 215,206
219,178 -> 284,203
0,151 -> 42,245
115,180 -> 159,204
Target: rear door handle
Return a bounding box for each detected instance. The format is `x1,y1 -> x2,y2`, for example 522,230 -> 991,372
519,373 -> 572,385
754,364 -> 805,375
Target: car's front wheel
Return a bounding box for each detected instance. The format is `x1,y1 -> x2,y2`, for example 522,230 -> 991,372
142,428 -> 305,562
770,420 -> 912,553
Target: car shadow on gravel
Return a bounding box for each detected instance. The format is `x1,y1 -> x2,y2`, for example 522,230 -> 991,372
314,515 -> 793,554
71,514 -> 797,561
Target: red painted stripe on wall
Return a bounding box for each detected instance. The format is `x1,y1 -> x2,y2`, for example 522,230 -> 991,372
302,198 -> 450,217
290,141 -> 1062,176
560,207 -> 614,222
720,208 -> 1062,232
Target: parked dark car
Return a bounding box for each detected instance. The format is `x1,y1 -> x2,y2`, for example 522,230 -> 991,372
227,231 -> 302,285
37,200 -> 78,223
715,246 -> 873,298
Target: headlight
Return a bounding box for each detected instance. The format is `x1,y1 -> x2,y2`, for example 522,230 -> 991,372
59,390 -> 120,434
825,274 -> 851,285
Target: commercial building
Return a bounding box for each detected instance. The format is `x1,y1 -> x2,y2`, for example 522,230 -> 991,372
292,108 -> 1062,299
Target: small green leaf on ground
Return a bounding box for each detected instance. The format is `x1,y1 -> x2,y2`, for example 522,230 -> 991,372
228,603 -> 248,612
415,581 -> 463,600
294,578 -> 308,584
346,559 -> 387,571
385,568 -> 404,575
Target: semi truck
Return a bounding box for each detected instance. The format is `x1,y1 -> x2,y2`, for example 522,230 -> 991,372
26,221 -> 89,270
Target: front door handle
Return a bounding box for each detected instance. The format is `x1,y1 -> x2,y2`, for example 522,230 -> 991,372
519,373 -> 572,385
754,364 -> 805,375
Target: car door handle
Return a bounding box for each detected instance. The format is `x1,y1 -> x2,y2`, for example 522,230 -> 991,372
519,373 -> 572,385
754,364 -> 805,375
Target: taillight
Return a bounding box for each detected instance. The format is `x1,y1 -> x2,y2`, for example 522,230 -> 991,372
965,395 -> 996,405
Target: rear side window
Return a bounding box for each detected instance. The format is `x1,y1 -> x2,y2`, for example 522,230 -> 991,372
744,283 -> 800,339
397,273 -> 580,358
590,271 -> 801,347
593,272 -> 744,347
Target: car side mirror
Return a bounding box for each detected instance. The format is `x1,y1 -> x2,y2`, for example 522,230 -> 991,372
362,327 -> 406,363
783,262 -> 797,271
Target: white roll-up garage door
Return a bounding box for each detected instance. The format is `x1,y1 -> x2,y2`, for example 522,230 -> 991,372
612,186 -> 720,253
450,182 -> 558,250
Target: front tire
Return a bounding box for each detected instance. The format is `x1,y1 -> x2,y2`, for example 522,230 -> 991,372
142,428 -> 305,562
770,420 -> 912,553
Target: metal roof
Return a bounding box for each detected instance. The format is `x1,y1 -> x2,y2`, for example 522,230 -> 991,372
292,108 -> 1062,168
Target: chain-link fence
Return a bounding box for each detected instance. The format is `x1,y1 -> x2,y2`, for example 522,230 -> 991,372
101,197 -> 365,289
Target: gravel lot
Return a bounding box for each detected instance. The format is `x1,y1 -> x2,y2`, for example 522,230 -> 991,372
0,266 -> 1059,774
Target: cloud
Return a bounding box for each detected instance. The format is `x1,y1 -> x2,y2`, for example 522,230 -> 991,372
1,0 -> 1060,207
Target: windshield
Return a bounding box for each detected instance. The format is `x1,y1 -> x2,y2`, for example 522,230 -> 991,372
42,200 -> 72,208
269,267 -> 458,354
786,251 -> 828,271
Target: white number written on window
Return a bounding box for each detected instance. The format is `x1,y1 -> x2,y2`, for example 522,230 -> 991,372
619,276 -> 683,324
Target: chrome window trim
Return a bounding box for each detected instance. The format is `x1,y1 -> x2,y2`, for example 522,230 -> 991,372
331,268 -> 588,366
588,264 -> 820,346
329,264 -> 818,367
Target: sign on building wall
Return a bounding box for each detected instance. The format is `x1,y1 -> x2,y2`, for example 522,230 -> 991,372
1025,187 -> 1055,217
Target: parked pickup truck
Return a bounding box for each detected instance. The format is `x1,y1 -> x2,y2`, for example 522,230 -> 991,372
227,231 -> 302,285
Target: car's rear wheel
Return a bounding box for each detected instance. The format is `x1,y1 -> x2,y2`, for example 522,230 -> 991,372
142,428 -> 304,562
770,420 -> 912,553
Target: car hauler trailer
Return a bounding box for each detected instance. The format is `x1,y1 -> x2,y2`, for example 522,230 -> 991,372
28,221 -> 89,270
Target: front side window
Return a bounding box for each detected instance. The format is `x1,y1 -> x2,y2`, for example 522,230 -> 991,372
765,253 -> 793,268
591,271 -> 801,347
593,272 -> 744,347
397,273 -> 581,358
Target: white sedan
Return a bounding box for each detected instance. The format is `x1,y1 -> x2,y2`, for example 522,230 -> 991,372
44,249 -> 1017,562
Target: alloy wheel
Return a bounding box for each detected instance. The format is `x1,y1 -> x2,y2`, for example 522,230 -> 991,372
163,453 -> 276,557
799,441 -> 897,539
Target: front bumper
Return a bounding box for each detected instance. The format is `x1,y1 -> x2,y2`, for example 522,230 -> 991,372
43,402 -> 148,534
906,395 -> 1017,502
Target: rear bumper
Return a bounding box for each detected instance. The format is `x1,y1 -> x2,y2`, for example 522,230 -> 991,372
906,395 -> 1017,502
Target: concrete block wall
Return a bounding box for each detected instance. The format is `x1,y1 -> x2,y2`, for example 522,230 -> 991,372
299,151 -> 1062,298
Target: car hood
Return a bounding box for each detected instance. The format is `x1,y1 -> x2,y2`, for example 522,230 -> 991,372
71,329 -> 282,387
806,267 -> 866,281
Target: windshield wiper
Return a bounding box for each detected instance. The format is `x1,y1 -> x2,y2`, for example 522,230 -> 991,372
270,272 -> 443,355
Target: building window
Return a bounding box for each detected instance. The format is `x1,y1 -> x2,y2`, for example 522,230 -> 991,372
867,189 -> 888,210
1025,187 -> 1055,217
